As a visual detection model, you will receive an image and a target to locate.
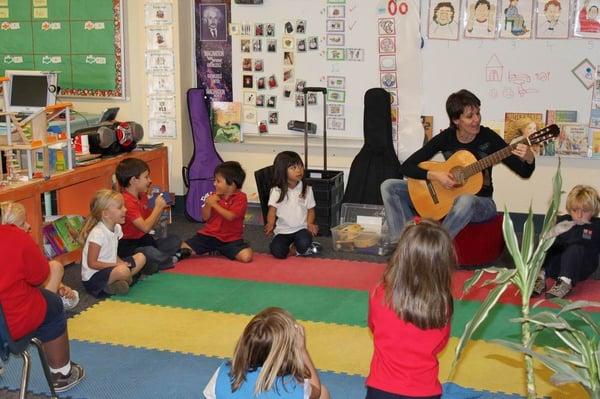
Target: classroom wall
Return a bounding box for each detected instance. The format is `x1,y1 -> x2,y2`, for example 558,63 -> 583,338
12,1 -> 596,215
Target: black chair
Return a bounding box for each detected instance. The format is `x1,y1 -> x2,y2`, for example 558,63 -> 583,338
0,303 -> 58,399
254,165 -> 274,225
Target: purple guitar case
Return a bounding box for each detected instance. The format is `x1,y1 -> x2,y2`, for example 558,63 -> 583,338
182,88 -> 223,222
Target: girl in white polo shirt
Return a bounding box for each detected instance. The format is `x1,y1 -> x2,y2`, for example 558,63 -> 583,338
265,151 -> 321,258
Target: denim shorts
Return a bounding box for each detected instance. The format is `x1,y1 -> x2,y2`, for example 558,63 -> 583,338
33,288 -> 67,343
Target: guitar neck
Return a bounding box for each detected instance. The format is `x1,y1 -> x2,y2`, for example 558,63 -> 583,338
463,143 -> 518,178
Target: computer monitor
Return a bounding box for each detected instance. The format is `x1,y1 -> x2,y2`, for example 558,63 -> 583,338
3,70 -> 59,114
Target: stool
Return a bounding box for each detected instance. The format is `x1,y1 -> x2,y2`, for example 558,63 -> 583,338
454,214 -> 504,267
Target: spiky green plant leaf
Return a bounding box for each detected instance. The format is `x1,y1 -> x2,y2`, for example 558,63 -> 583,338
503,208 -> 525,280
454,282 -> 510,364
495,339 -> 589,386
521,204 -> 536,264
482,268 -> 516,287
462,269 -> 486,295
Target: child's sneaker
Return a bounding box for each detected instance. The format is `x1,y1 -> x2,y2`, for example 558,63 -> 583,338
298,242 -> 322,256
52,362 -> 85,393
61,290 -> 80,311
176,248 -> 192,260
532,276 -> 545,297
104,280 -> 129,295
546,280 -> 572,299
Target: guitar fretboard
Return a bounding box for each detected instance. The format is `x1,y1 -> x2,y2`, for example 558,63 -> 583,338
463,143 -> 519,178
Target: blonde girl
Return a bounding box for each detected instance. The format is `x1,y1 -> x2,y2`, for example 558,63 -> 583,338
79,189 -> 146,297
203,307 -> 330,399
0,201 -> 79,310
366,220 -> 455,399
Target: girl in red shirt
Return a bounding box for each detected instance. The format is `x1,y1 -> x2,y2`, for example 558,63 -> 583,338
366,219 -> 455,399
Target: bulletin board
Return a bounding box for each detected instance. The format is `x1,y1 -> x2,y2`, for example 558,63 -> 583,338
0,0 -> 125,98
229,0 -> 383,139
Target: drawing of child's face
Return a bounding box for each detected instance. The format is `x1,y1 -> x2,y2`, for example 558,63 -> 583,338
544,3 -> 561,22
436,6 -> 454,24
590,6 -> 599,19
475,2 -> 490,19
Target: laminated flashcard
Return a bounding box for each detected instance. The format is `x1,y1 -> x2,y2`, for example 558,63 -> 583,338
327,5 -> 345,18
252,38 -> 262,52
573,0 -> 600,38
346,48 -> 364,61
327,34 -> 345,46
327,104 -> 345,116
380,72 -> 398,89
265,23 -> 275,36
327,48 -> 346,61
379,36 -> 396,53
295,94 -> 305,107
147,73 -> 175,94
428,0 -> 460,40
284,51 -> 294,65
243,74 -> 253,88
266,95 -> 277,108
149,118 -> 176,138
256,94 -> 265,107
145,3 -> 173,25
268,111 -> 279,124
327,89 -> 346,102
267,39 -> 277,52
257,77 -> 266,90
145,51 -> 174,71
307,92 -> 318,105
499,0 -> 534,39
296,20 -> 306,34
243,107 -> 257,123
241,39 -> 251,52
308,36 -> 319,50
378,18 -> 396,35
297,39 -> 307,52
379,55 -> 397,71
572,58 -> 595,89
283,68 -> 294,83
327,117 -> 346,130
254,58 -> 264,71
282,36 -> 295,49
242,57 -> 252,71
148,96 -> 176,117
255,23 -> 264,36
327,76 -> 346,89
243,91 -> 257,105
535,0 -> 570,39
464,0 -> 499,39
327,19 -> 345,32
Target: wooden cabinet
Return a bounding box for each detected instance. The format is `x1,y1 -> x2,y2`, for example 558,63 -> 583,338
0,147 -> 169,264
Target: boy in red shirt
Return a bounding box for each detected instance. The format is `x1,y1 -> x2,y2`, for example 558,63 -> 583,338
0,225 -> 84,393
182,161 -> 253,262
116,158 -> 190,271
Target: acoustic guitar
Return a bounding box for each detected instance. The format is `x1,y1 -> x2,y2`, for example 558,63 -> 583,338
407,124 -> 560,220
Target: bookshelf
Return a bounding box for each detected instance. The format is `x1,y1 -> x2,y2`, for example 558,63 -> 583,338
0,147 -> 169,264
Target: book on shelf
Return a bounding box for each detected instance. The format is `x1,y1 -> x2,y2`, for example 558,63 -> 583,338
546,110 -> 577,125
42,223 -> 67,256
555,123 -> 589,158
53,216 -> 81,252
503,112 -> 544,144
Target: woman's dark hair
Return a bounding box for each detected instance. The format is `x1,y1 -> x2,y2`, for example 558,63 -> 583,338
271,151 -> 307,203
446,89 -> 481,128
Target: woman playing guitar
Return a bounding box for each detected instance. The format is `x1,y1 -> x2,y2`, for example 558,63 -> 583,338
381,89 -> 536,240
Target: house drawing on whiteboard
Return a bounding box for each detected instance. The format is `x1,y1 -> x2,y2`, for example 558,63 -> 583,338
486,54 -> 503,82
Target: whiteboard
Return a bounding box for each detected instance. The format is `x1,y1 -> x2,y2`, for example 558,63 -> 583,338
231,0 -> 383,139
420,2 -> 599,134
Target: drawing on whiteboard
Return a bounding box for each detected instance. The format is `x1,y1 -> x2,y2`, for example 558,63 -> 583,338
489,88 -> 499,98
508,72 -> 539,96
465,0 -> 498,39
485,54 -> 503,81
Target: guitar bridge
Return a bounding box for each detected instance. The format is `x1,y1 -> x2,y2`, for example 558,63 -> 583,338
426,180 -> 439,204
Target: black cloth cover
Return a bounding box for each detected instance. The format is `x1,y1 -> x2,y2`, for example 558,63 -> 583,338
342,88 -> 402,205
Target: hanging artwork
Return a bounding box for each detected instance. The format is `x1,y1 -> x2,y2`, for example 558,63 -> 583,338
573,0 -> 600,38
428,0 -> 461,40
499,0 -> 534,39
464,0 -> 499,39
535,0 -> 570,39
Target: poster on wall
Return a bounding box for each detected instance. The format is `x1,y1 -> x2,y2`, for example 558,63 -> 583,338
195,1 -> 233,101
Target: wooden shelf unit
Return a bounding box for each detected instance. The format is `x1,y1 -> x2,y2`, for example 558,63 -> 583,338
0,147 -> 169,264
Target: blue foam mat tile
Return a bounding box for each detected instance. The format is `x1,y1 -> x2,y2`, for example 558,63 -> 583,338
0,340 -> 529,399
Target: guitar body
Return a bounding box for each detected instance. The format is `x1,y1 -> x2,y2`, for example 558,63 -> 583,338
407,150 -> 483,220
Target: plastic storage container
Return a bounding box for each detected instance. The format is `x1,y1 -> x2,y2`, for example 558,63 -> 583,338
331,203 -> 392,255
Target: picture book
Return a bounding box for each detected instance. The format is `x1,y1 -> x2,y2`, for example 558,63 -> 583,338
555,123 -> 589,158
421,115 -> 433,143
212,101 -> 242,143
546,110 -> 577,125
503,112 -> 544,144
43,242 -> 57,259
590,129 -> 600,158
42,223 -> 66,256
53,216 -> 81,252
67,215 -> 84,235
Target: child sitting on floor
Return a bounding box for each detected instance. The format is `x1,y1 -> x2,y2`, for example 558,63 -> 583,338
182,161 -> 253,262
366,219 -> 454,399
203,307 -> 329,399
79,189 -> 148,296
265,151 -> 321,258
116,158 -> 189,270
0,201 -> 79,310
534,184 -> 600,299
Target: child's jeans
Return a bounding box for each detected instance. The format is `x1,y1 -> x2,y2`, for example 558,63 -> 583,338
270,228 -> 312,259
119,234 -> 181,270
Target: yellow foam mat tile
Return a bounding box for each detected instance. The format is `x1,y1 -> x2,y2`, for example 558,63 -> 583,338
68,301 -> 585,398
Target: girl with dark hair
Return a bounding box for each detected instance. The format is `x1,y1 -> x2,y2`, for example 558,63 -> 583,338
265,151 -> 321,258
